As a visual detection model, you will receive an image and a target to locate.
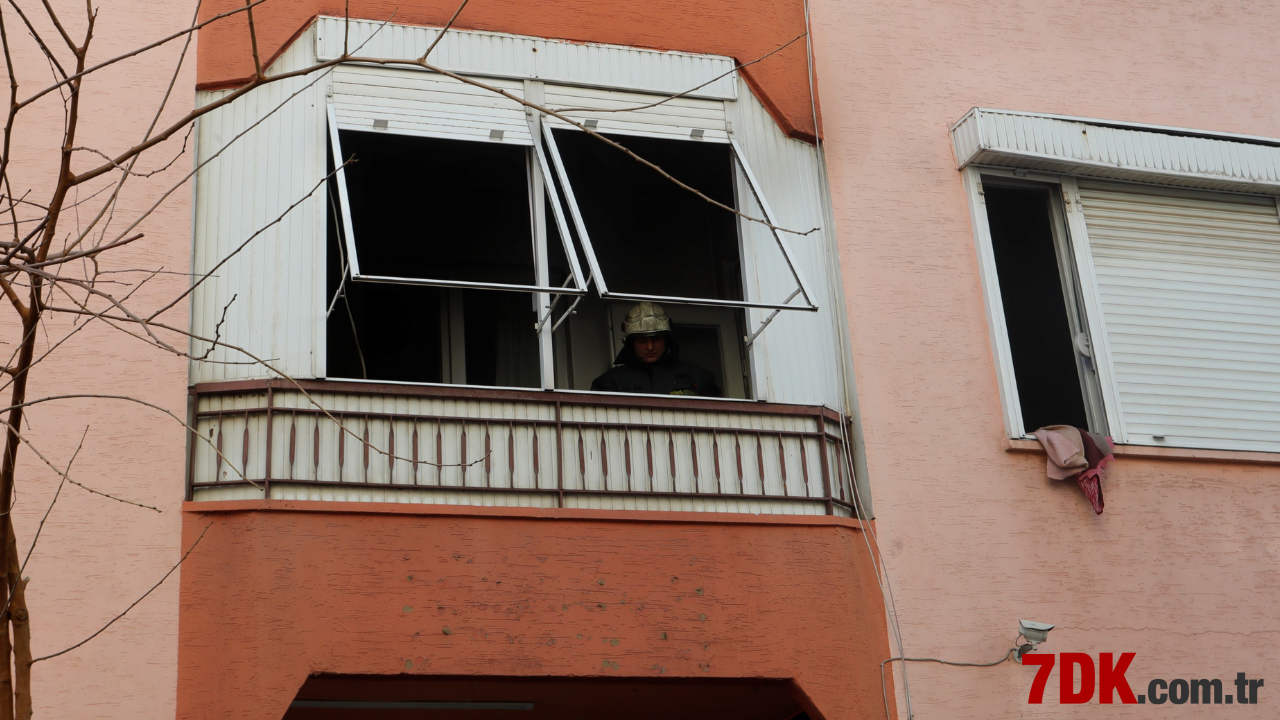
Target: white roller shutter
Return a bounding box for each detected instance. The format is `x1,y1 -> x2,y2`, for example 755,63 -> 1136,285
542,84 -> 729,142
1078,180 -> 1280,452
331,65 -> 532,144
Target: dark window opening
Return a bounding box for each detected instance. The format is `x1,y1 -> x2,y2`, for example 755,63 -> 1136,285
339,130 -> 536,285
984,182 -> 1089,432
326,130 -> 541,387
325,125 -> 752,397
547,130 -> 749,398
551,129 -> 743,302
286,675 -> 809,720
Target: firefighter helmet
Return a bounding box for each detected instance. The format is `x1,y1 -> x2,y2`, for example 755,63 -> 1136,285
621,302 -> 671,340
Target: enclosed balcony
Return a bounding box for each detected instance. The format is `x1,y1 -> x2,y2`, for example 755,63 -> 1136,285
186,22 -> 865,517
188,380 -> 857,516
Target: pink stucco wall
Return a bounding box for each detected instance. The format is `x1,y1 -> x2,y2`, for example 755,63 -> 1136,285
0,2 -> 193,717
9,1 -> 1280,718
811,0 -> 1280,717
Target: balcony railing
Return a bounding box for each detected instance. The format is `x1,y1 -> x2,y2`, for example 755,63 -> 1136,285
188,380 -> 858,516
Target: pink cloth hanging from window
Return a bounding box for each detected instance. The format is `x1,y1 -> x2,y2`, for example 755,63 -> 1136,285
1032,425 -> 1113,515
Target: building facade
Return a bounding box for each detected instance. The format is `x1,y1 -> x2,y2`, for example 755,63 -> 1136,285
6,0 -> 1280,718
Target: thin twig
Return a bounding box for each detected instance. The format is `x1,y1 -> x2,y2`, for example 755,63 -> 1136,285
3,0 -> 66,79
552,32 -> 806,114
350,55 -> 819,236
0,392 -> 255,486
146,161 -> 353,322
418,0 -> 470,62
32,521 -> 214,664
15,0 -> 267,111
69,124 -> 192,179
0,420 -> 159,512
193,294 -> 235,361
20,428 -> 83,572
243,0 -> 262,78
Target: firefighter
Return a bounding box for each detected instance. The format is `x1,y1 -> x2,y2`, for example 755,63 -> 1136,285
590,302 -> 722,397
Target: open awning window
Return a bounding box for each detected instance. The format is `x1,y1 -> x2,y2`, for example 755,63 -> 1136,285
327,66 -> 586,295
538,86 -> 817,313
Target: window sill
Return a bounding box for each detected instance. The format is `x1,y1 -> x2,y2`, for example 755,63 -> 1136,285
1004,438 -> 1280,466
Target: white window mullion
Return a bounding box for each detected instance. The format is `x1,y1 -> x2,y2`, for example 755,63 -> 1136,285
1047,188 -> 1109,435
963,167 -> 1027,438
525,80 -> 555,390
540,122 -> 611,295
1059,176 -> 1127,442
541,122 -> 818,313
327,101 -> 362,278
729,137 -> 819,311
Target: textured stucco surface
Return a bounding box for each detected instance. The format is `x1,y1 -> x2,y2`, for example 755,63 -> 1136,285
0,0 -> 194,717
809,0 -> 1280,717
176,505 -> 892,719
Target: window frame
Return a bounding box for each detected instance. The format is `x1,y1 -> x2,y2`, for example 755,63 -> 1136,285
326,99 -> 589,297
963,166 -> 1117,439
322,63 -> 826,396
541,122 -> 819,313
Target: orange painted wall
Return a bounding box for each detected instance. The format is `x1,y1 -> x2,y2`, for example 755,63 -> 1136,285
175,502 -> 892,720
194,0 -> 818,139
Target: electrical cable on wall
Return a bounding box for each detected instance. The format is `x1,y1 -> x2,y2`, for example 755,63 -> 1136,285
797,1 -> 918,717
879,649 -> 1019,720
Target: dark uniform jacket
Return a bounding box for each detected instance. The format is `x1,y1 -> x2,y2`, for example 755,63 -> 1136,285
590,338 -> 722,397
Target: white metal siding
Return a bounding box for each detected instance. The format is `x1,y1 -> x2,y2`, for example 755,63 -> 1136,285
1078,180 -> 1280,452
542,85 -> 728,142
191,22 -> 852,416
190,388 -> 854,514
332,65 -> 532,144
953,108 -> 1280,194
726,77 -> 847,410
314,17 -> 738,100
191,26 -> 328,383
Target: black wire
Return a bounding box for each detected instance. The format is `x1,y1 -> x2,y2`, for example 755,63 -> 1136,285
880,648 -> 1017,720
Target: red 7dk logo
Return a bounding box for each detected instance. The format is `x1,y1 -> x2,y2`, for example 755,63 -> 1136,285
1024,653 -> 1138,704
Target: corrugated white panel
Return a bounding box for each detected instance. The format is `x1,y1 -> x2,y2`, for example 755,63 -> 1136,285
332,64 -> 532,144
191,25 -> 328,382
953,108 -> 1280,194
1078,180 -> 1280,452
542,85 -> 728,142
314,17 -> 737,100
725,77 -> 848,410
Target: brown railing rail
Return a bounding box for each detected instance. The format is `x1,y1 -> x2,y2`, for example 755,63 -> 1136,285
188,379 -> 858,515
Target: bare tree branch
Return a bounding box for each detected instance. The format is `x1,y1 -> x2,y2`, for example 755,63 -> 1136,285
147,160 -> 352,322
418,0 -> 470,62
15,0 -> 267,112
552,32 -> 806,114
21,426 -> 86,573
31,521 -> 214,664
243,0 -> 262,78
36,0 -> 76,54
345,55 -> 819,238
2,0 -> 66,79
0,421 -> 159,512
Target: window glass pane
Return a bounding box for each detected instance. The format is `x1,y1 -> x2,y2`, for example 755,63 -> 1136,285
550,129 -> 742,302
339,130 -> 536,286
326,131 -> 543,388
985,184 -> 1089,432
